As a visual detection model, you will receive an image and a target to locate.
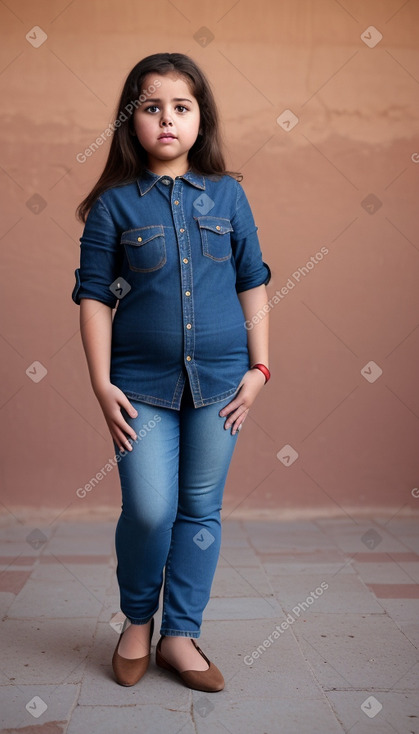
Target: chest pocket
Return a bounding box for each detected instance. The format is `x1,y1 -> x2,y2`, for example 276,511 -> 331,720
195,216 -> 233,261
121,226 -> 166,272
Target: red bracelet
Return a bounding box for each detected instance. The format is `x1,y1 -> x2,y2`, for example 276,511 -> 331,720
252,363 -> 271,383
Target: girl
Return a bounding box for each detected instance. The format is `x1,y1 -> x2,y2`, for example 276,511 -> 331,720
72,52 -> 270,693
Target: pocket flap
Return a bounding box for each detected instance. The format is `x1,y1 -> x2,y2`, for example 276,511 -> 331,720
121,226 -> 164,247
195,217 -> 233,235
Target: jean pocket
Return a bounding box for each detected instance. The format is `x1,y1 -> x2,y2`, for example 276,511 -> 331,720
121,226 -> 166,272
195,216 -> 233,261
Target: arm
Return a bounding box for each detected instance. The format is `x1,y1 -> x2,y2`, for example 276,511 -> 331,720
79,298 -> 138,452
238,284 -> 269,368
219,284 -> 269,434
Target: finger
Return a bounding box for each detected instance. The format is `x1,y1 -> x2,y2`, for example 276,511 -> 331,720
219,401 -> 235,417
224,406 -> 248,429
113,404 -> 138,440
111,415 -> 137,446
231,413 -> 248,435
120,394 -> 138,418
114,428 -> 135,453
116,416 -> 138,443
113,434 -> 129,454
219,395 -> 243,417
219,385 -> 244,417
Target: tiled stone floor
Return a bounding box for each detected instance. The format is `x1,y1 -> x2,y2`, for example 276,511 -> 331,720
0,516 -> 418,733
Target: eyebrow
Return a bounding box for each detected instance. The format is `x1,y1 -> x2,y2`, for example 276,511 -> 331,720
145,98 -> 193,103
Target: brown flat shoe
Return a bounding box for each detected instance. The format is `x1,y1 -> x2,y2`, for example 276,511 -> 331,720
112,617 -> 154,686
156,636 -> 225,692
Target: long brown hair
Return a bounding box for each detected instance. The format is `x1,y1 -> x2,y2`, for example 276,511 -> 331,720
76,53 -> 242,222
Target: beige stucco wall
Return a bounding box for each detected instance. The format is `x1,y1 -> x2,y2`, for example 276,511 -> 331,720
1,0 -> 418,518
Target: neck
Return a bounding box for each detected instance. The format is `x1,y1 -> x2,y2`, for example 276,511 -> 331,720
146,156 -> 189,179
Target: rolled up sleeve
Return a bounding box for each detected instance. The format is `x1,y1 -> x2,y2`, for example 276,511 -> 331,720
231,182 -> 271,293
71,196 -> 122,307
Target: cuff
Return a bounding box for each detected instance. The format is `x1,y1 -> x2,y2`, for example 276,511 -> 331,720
71,268 -> 82,305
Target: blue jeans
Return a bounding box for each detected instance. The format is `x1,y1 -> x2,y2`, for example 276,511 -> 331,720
114,379 -> 239,638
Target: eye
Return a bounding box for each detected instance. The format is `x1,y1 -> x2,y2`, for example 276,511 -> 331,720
144,105 -> 159,113
176,105 -> 189,113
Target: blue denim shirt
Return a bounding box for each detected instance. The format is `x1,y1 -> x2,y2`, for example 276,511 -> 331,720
72,169 -> 270,409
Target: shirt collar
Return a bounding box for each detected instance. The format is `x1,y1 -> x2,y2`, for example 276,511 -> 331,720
136,168 -> 206,196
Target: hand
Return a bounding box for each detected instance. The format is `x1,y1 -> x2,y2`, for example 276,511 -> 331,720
93,382 -> 138,452
219,369 -> 266,435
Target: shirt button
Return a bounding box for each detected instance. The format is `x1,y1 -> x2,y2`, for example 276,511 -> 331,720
186,323 -> 192,329
174,200 -> 180,205
186,355 -> 192,361
180,228 -> 185,233
185,290 -> 191,296
183,257 -> 189,264
216,225 -> 221,230
137,237 -> 142,242
161,178 -> 170,185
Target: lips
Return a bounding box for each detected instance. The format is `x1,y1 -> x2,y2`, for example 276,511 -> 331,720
158,133 -> 176,139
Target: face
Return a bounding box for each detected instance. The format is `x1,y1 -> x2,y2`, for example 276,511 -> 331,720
133,72 -> 201,176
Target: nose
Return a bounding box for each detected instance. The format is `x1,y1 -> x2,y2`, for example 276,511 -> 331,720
161,111 -> 173,127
